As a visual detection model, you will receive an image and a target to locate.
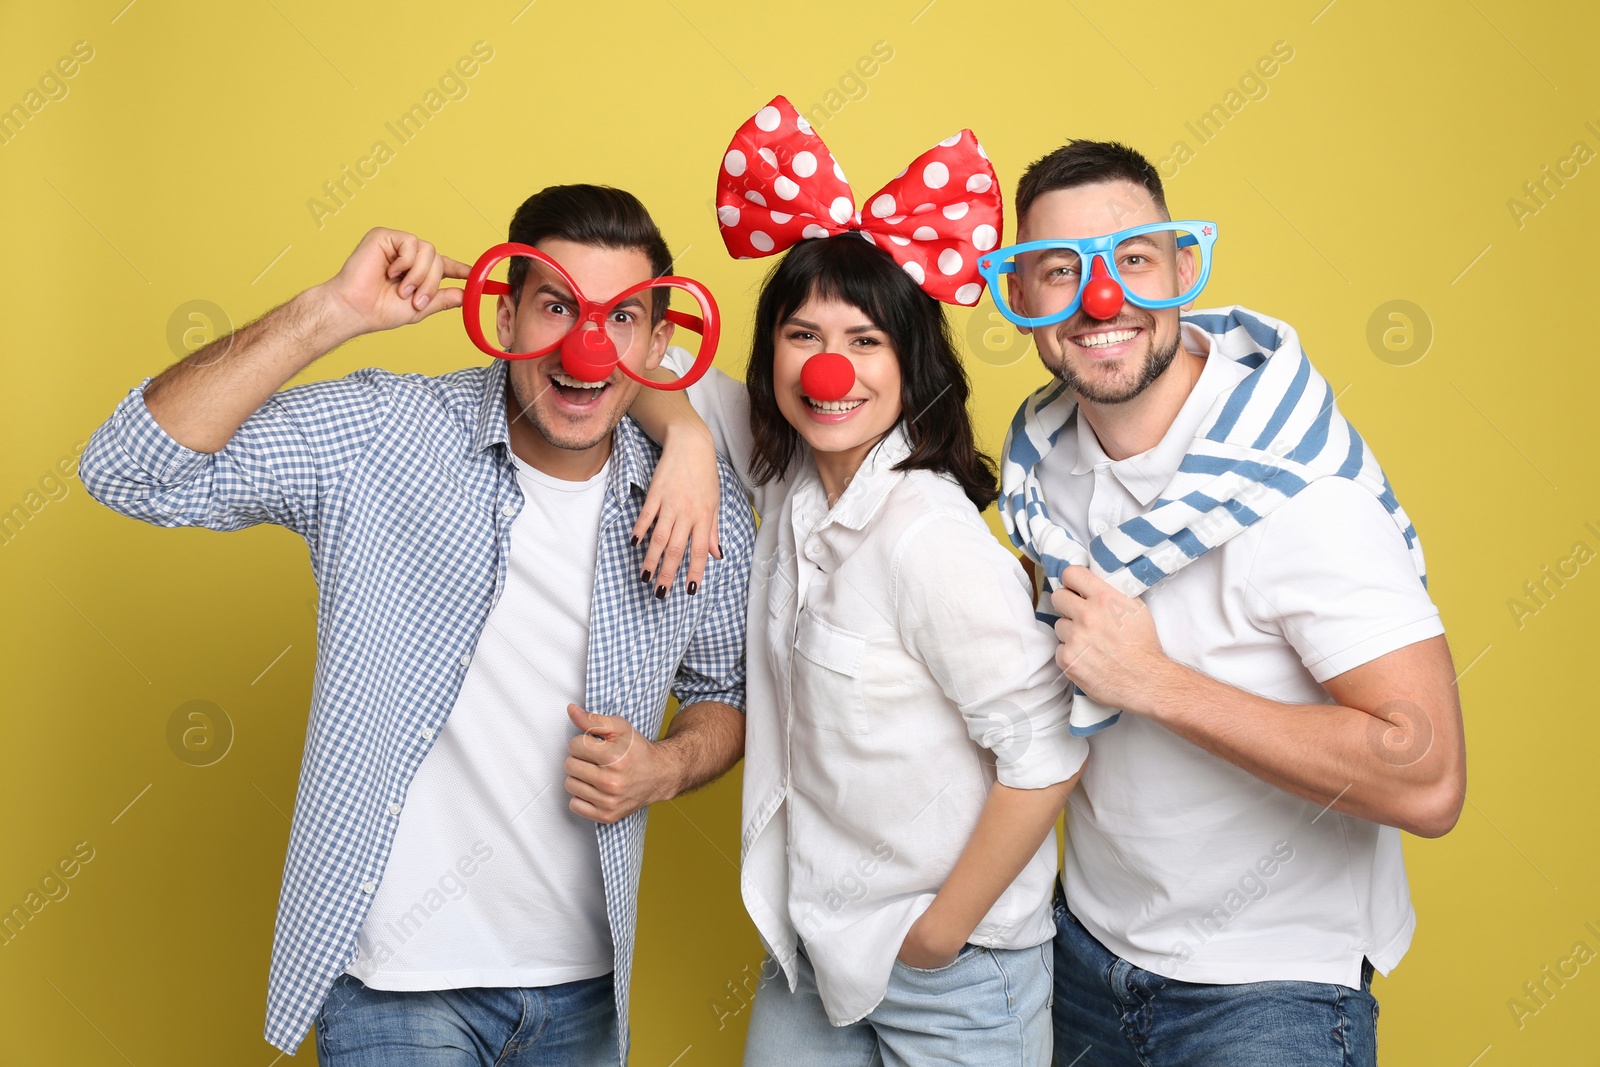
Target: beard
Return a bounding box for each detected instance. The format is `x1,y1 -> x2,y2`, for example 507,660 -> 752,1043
507,368 -> 625,452
1045,314 -> 1181,405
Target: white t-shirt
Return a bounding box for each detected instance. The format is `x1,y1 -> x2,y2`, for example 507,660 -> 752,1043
346,454 -> 615,989
1042,323 -> 1445,989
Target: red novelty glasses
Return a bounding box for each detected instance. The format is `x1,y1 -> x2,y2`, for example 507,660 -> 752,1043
461,243 -> 721,389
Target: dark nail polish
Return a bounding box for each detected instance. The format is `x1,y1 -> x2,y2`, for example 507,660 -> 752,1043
654,585 -> 667,599
640,569 -> 652,584
631,535 -> 640,546
687,581 -> 698,596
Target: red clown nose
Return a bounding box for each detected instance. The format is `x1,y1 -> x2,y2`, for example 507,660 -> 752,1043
1080,257 -> 1125,321
800,352 -> 855,402
560,326 -> 617,383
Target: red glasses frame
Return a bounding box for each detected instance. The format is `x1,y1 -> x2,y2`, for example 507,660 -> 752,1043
461,243 -> 720,389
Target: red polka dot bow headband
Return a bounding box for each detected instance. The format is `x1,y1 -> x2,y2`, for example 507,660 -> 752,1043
716,96 -> 1004,306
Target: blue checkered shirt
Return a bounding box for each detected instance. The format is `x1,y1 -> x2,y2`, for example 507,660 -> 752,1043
79,357 -> 754,1063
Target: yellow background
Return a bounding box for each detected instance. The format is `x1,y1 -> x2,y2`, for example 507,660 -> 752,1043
2,0 -> 1596,1064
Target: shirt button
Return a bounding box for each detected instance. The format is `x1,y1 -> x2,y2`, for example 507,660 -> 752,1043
459,653 -> 472,667
420,727 -> 434,741
360,880 -> 376,894
501,504 -> 517,518
387,802 -> 402,815
1093,521 -> 1110,535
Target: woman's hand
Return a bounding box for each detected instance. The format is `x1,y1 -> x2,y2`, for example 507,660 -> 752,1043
895,908 -> 966,970
633,423 -> 722,597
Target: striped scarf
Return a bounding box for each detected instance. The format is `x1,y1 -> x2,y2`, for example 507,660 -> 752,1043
999,305 -> 1427,735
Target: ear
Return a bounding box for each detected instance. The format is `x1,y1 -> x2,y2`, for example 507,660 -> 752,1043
495,293 -> 515,350
1176,243 -> 1198,300
644,317 -> 676,372
1005,273 -> 1033,337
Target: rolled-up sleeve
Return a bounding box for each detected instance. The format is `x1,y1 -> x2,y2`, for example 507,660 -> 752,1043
893,511 -> 1087,789
79,370 -> 392,542
669,456 -> 756,713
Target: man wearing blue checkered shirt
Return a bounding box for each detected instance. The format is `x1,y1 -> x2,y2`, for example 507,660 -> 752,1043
79,185 -> 753,1067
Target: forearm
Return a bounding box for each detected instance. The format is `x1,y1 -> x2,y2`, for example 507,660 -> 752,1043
629,369 -> 714,452
655,700 -> 745,799
1137,653 -> 1462,836
143,284 -> 357,453
916,777 -> 1076,952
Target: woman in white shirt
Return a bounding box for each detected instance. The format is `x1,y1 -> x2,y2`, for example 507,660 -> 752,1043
635,223 -> 1088,1065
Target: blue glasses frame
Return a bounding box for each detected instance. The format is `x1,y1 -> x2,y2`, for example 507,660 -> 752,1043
976,220 -> 1219,329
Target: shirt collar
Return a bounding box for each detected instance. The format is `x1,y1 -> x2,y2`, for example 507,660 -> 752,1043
470,358 -> 513,456
805,424 -> 915,532
1069,322 -> 1245,507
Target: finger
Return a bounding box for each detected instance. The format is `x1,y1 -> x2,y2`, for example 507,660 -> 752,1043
564,761 -> 614,795
412,252 -> 447,313
685,524 -> 709,595
399,242 -> 437,300
385,232 -> 419,283
653,525 -> 692,598
631,496 -> 661,555
441,254 -> 473,280
1050,587 -> 1083,620
641,517 -> 674,592
417,285 -> 465,320
1058,565 -> 1102,597
567,703 -> 625,740
568,795 -> 615,825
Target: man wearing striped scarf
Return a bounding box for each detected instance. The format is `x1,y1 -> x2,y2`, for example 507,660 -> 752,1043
993,141 -> 1466,1066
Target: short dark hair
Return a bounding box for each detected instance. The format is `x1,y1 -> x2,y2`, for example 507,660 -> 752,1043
745,235 -> 998,512
1015,139 -> 1169,226
505,184 -> 672,322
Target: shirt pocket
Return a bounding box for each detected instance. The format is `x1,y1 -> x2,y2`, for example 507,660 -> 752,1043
792,612 -> 870,735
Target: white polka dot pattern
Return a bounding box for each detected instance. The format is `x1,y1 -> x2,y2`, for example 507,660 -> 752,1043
715,95 -> 1004,306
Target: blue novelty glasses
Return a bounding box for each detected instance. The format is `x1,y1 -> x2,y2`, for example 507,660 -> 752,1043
976,221 -> 1219,328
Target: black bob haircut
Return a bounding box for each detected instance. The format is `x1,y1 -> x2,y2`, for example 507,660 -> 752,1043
744,233 -> 998,512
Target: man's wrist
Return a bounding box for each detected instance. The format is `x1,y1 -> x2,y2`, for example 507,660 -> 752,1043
1135,657 -> 1200,725
647,733 -> 691,804
301,283 -> 364,350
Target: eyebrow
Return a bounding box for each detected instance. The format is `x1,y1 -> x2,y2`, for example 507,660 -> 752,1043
784,316 -> 881,334
533,281 -> 577,304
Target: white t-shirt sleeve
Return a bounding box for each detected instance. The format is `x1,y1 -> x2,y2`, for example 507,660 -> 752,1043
658,345 -> 775,514
1244,476 -> 1444,684
893,509 -> 1088,790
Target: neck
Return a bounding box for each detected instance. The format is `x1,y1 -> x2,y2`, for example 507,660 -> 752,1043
813,434 -> 883,507
1076,345 -> 1206,461
504,392 -> 614,481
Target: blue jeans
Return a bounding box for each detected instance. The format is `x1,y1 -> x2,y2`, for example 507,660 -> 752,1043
314,972 -> 619,1067
744,942 -> 1053,1067
1051,895 -> 1378,1067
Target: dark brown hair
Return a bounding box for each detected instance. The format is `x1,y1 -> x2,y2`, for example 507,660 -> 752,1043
505,184 -> 672,322
745,234 -> 997,511
1015,139 -> 1169,225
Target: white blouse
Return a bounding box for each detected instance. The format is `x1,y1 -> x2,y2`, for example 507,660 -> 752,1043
665,351 -> 1086,1026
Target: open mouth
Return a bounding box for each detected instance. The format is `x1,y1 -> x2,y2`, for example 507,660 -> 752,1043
1072,327 -> 1141,350
550,370 -> 610,408
804,396 -> 866,417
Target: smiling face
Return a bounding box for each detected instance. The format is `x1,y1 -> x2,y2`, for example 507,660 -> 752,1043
1010,180 -> 1197,405
773,294 -> 903,462
496,237 -> 672,454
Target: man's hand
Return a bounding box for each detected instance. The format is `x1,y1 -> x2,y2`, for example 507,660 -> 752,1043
318,227 -> 470,342
563,705 -> 684,824
1051,565 -> 1175,713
